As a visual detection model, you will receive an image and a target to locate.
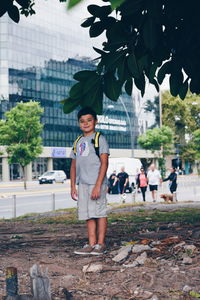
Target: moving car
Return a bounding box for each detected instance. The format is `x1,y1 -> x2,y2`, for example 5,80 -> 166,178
39,170 -> 66,184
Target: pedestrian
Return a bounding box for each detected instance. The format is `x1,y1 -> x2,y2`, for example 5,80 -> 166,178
147,164 -> 162,202
108,170 -> 117,194
116,167 -> 129,194
163,167 -> 177,194
136,167 -> 148,202
70,107 -> 109,255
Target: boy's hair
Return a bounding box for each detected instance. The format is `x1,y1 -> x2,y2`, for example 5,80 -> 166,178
77,107 -> 97,121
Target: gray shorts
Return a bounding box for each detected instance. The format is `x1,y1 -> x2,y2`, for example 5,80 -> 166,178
77,184 -> 107,220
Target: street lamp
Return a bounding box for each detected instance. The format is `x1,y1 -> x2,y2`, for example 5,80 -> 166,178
119,97 -> 134,158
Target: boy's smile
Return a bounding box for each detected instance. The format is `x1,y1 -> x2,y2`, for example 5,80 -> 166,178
79,114 -> 97,136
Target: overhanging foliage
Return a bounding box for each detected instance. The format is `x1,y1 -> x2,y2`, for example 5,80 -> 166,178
1,0 -> 200,114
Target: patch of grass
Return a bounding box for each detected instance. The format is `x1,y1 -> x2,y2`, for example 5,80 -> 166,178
108,208 -> 200,226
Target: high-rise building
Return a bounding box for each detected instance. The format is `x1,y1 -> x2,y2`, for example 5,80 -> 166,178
0,0 -> 156,181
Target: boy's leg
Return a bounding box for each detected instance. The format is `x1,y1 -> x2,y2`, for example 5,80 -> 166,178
87,218 -> 97,246
97,217 -> 107,245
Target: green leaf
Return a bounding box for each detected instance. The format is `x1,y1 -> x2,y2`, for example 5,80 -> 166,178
157,61 -> 172,85
105,50 -> 126,72
81,16 -> 95,28
73,70 -> 96,81
151,79 -> 159,92
89,21 -> 105,37
110,0 -> 125,10
134,74 -> 145,96
148,62 -> 158,82
69,82 -> 83,99
179,80 -> 188,100
138,55 -> 149,74
93,47 -> 106,56
83,74 -> 101,95
67,0 -> 83,9
127,53 -> 141,79
169,71 -> 183,97
8,5 -> 20,23
143,17 -> 157,50
104,72 -> 122,101
63,98 -> 80,114
87,5 -> 100,16
82,84 -> 103,110
125,78 -> 133,96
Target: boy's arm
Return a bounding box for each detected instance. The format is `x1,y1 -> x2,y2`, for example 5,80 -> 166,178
91,153 -> 109,200
70,159 -> 78,201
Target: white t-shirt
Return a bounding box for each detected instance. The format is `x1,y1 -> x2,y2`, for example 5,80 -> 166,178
147,169 -> 161,185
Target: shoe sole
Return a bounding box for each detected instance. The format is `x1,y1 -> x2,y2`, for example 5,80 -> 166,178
74,251 -> 93,255
90,251 -> 106,256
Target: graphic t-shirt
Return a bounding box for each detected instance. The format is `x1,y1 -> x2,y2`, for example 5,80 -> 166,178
70,132 -> 109,185
117,172 -> 129,185
139,174 -> 148,187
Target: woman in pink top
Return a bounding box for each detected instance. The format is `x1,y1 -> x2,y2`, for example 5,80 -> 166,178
136,167 -> 148,202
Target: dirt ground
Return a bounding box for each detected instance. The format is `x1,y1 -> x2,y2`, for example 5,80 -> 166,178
0,207 -> 200,300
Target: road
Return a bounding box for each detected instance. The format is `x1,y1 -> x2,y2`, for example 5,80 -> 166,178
0,176 -> 199,219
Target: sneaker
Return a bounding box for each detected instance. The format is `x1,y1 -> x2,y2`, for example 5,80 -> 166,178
74,244 -> 94,255
91,244 -> 106,255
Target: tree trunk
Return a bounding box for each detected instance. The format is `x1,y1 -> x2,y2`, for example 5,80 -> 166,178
22,166 -> 27,190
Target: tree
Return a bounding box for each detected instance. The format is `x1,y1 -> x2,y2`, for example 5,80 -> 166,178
162,91 -> 200,163
1,1 -> 200,114
192,129 -> 200,162
0,102 -> 43,189
144,96 -> 160,128
138,126 -> 174,176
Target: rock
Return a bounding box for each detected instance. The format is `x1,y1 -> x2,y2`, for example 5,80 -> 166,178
151,295 -> 159,300
183,285 -> 193,292
150,241 -> 161,246
132,244 -> 151,253
133,288 -> 153,299
184,244 -> 196,253
136,252 -> 148,265
82,264 -> 103,273
112,245 -> 132,262
182,256 -> 192,264
62,275 -> 77,288
123,261 -> 138,268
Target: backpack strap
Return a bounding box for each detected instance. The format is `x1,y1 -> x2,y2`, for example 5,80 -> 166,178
93,131 -> 101,158
73,134 -> 83,156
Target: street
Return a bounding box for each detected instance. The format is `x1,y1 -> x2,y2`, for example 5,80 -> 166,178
0,175 -> 199,219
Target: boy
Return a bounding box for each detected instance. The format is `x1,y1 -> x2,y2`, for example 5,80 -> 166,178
70,107 -> 109,255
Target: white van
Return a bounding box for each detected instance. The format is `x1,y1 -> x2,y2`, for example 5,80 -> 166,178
39,170 -> 66,184
107,157 -> 142,187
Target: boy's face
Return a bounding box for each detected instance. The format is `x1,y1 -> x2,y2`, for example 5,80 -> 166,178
79,114 -> 97,134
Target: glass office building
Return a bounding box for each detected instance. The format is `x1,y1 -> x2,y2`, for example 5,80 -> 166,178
0,0 -> 137,180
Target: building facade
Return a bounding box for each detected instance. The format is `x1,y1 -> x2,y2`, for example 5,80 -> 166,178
0,0 -> 157,181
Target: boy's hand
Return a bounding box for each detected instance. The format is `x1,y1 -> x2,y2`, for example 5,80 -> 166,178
71,187 -> 78,201
91,185 -> 101,200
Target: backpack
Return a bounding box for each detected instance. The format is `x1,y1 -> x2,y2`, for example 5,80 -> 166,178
73,131 -> 101,158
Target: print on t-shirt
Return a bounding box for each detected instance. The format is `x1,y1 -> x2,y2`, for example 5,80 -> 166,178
78,141 -> 89,157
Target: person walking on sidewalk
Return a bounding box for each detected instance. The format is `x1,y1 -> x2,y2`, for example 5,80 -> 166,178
136,167 -> 148,202
116,167 -> 129,194
163,167 -> 177,194
147,164 -> 162,202
70,107 -> 109,256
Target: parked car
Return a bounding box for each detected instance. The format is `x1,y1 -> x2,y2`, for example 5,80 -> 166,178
38,170 -> 66,184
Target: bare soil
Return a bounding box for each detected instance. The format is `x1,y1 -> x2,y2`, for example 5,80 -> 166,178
0,207 -> 200,300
